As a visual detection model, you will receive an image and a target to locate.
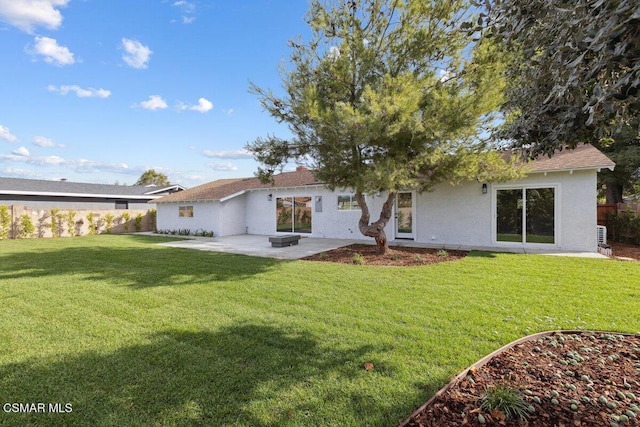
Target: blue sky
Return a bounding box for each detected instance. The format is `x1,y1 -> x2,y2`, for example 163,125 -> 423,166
0,0 -> 311,187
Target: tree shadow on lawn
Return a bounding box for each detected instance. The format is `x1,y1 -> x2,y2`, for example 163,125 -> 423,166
0,242 -> 281,289
0,324 -> 416,426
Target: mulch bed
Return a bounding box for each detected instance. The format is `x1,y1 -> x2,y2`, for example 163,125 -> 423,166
404,331 -> 640,427
610,242 -> 640,262
302,244 -> 467,266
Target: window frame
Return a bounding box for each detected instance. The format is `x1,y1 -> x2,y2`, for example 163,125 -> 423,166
178,205 -> 194,218
493,184 -> 560,247
337,194 -> 360,211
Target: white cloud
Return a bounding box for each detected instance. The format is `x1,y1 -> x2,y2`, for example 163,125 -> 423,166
191,97 -> 213,113
33,135 -> 64,147
208,162 -> 238,172
48,84 -> 111,98
0,151 -> 145,175
177,97 -> 213,113
0,0 -> 68,33
137,95 -> 168,111
202,149 -> 253,159
172,1 -> 196,24
121,38 -> 152,69
30,36 -> 74,65
0,124 -> 18,142
12,146 -> 30,156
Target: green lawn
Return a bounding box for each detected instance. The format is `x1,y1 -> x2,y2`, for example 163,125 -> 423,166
1,235 -> 639,426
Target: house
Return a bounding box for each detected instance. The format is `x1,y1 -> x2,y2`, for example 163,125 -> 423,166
0,177 -> 184,210
155,144 -> 615,252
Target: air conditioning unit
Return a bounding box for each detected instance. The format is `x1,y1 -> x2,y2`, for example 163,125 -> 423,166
596,225 -> 607,245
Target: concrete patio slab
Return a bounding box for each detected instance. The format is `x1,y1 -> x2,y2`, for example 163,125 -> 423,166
152,233 -> 610,260
156,234 -> 359,260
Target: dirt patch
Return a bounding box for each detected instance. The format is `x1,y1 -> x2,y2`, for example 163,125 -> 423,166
302,244 -> 467,266
405,331 -> 640,426
610,242 -> 640,261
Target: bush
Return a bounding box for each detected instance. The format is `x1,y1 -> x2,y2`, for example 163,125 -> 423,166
50,208 -> 63,238
104,213 -> 115,234
0,205 -> 10,240
66,210 -> 77,236
149,209 -> 157,231
121,212 -> 131,232
134,213 -> 143,232
606,210 -> 640,245
352,253 -> 365,265
18,214 -> 34,238
87,212 -> 97,235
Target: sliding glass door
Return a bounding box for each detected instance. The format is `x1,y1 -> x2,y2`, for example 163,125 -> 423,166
496,187 -> 555,244
276,196 -> 312,233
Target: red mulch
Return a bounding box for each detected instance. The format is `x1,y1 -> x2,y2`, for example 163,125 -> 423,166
610,242 -> 640,262
405,331 -> 640,427
302,244 -> 467,266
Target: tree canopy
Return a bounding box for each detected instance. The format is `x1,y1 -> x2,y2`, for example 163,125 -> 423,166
478,0 -> 640,157
247,0 -> 520,253
135,169 -> 170,186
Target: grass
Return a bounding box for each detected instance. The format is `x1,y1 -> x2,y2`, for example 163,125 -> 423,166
0,235 -> 639,426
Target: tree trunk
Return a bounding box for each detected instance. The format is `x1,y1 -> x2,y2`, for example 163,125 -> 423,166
605,182 -> 624,204
355,191 -> 396,255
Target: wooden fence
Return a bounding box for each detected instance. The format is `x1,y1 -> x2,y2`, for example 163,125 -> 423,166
597,202 -> 640,225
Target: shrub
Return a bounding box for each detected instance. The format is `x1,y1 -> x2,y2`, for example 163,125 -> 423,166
18,214 -> 34,238
66,210 -> 77,236
87,212 -> 96,235
352,252 -> 365,265
437,249 -> 449,257
134,213 -> 143,232
414,254 -> 425,264
149,209 -> 157,231
104,213 -> 115,234
50,208 -> 63,238
0,205 -> 10,240
121,212 -> 131,232
479,385 -> 529,422
606,209 -> 640,245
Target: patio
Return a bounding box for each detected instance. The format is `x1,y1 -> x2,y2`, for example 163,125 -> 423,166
152,233 -> 609,260
155,234 -> 360,260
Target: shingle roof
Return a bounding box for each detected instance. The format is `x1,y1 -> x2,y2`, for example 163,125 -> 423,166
0,177 -> 183,199
525,143 -> 615,173
156,167 -> 320,203
156,144 -> 615,203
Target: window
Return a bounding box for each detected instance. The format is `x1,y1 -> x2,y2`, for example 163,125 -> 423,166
496,187 -> 555,244
179,206 -> 194,217
337,194 -> 360,210
276,197 -> 312,233
115,200 -> 128,210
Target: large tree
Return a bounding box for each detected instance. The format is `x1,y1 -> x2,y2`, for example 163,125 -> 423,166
135,169 -> 170,186
478,0 -> 640,157
595,118 -> 640,203
247,0 -> 520,254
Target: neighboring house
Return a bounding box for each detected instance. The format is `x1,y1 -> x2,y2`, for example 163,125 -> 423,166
0,177 -> 184,210
155,144 -> 615,252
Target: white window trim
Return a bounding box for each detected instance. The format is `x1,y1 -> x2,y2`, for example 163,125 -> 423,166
337,194 -> 361,211
491,183 -> 561,248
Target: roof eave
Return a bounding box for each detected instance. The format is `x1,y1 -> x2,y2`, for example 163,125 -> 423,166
0,190 -> 162,199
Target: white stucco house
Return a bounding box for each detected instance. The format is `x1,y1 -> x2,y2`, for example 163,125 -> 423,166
155,144 -> 615,252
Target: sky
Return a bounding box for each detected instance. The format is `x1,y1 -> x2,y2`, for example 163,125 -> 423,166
0,0 -> 312,187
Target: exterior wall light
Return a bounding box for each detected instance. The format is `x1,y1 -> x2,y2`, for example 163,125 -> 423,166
268,194 -> 273,201
482,183 -> 488,194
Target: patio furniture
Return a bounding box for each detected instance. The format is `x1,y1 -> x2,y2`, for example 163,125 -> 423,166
269,234 -> 301,247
